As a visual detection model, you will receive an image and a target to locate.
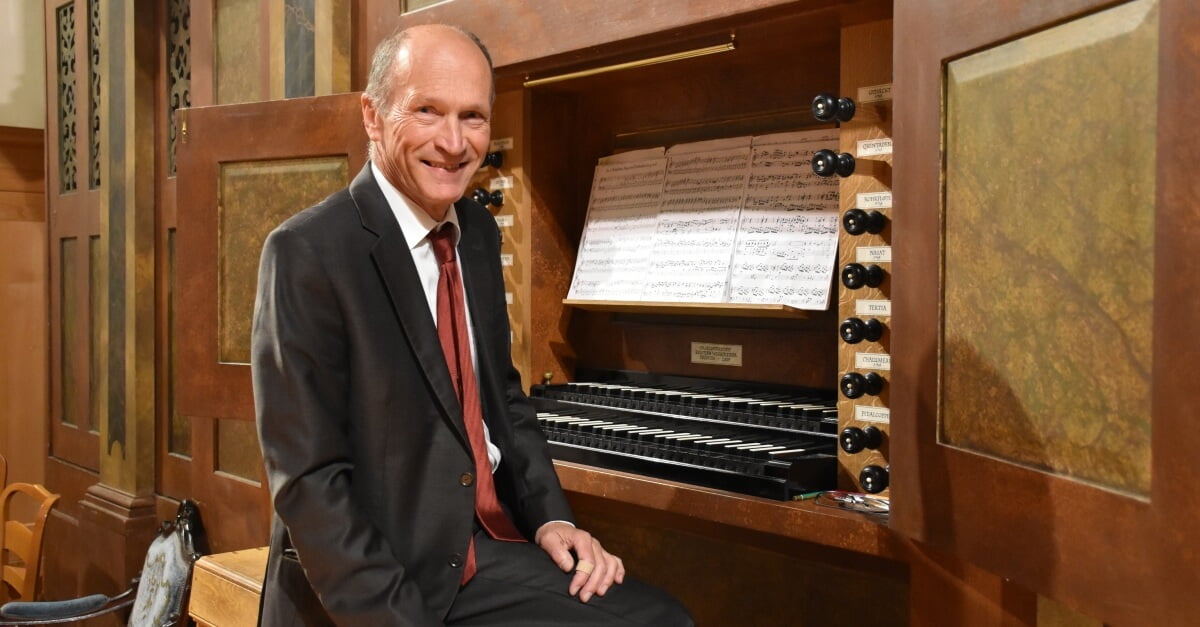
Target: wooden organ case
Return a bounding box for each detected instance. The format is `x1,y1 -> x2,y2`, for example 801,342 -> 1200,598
174,0 -> 1200,624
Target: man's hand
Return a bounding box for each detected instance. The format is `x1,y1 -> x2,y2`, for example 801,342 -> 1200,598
535,521 -> 625,603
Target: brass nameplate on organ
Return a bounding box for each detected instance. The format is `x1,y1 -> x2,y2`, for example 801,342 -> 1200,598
691,342 -> 743,367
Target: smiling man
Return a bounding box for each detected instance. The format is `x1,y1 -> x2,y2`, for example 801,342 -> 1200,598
251,24 -> 692,626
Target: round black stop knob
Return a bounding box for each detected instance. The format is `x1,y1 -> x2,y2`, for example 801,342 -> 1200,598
840,425 -> 883,454
840,317 -> 885,344
840,372 -> 884,399
842,208 -> 888,235
482,150 -> 504,168
812,150 -> 856,177
860,465 -> 889,494
841,263 -> 885,289
811,93 -> 857,123
471,187 -> 504,208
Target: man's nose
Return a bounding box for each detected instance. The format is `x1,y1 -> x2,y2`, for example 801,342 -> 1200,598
434,118 -> 467,155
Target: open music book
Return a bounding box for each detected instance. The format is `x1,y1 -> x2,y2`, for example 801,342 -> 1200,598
567,129 -> 840,309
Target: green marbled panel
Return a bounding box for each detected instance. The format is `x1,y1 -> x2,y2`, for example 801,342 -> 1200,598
941,0 -> 1157,495
216,0 -> 260,104
217,418 -> 263,482
167,229 -> 191,457
60,237 -> 78,426
88,235 -> 101,433
284,0 -> 315,98
218,157 -> 349,364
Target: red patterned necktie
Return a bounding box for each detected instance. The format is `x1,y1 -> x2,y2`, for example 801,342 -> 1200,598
429,224 -> 525,585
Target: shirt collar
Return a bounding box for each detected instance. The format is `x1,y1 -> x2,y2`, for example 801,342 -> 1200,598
370,161 -> 461,250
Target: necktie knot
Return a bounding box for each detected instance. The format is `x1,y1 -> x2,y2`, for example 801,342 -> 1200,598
430,223 -> 457,265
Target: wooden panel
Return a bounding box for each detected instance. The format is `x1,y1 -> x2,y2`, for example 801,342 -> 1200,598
835,19 -> 893,494
189,547 -> 267,627
941,1 -> 1155,495
891,0 -> 1197,624
176,92 -> 366,552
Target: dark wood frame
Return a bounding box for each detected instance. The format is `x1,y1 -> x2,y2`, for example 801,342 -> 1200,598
890,0 -> 1200,624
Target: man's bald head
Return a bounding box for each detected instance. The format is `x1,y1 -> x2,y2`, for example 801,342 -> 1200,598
364,24 -> 494,112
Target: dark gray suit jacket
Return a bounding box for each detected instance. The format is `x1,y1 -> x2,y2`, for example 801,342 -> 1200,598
251,164 -> 573,626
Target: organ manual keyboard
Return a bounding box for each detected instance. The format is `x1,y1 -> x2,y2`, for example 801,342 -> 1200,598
530,368 -> 839,500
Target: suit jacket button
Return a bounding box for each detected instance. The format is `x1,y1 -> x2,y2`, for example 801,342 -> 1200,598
449,554 -> 463,569
459,472 -> 474,487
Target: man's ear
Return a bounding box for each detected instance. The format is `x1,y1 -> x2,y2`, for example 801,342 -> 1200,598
361,92 -> 381,143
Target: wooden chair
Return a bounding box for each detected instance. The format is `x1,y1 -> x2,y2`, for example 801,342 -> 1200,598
0,499 -> 207,627
0,483 -> 59,603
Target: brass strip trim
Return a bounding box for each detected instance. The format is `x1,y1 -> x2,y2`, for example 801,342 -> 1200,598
523,34 -> 736,88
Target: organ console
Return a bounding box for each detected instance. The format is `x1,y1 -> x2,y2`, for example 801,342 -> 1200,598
530,369 -> 839,500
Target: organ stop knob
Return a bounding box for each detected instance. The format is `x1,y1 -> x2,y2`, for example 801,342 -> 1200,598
840,372 -> 884,399
842,208 -> 887,235
840,425 -> 883,454
839,317 -> 884,344
471,187 -> 504,208
860,465 -> 889,494
811,92 -> 857,123
841,263 -> 885,289
811,149 -> 857,178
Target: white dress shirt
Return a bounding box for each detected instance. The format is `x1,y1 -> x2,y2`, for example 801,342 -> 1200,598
371,163 -> 502,472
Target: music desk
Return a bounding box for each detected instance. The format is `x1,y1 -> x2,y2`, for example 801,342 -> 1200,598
189,546 -> 267,627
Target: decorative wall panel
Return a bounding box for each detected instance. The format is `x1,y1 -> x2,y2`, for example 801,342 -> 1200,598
217,157 -> 349,364
941,0 -> 1157,495
57,2 -> 77,194
216,0 -> 260,104
168,0 -> 191,176
88,0 -> 100,190
60,237 -> 78,424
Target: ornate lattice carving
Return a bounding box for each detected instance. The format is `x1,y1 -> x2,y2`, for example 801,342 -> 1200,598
89,0 -> 101,189
168,0 -> 191,176
57,2 -> 77,193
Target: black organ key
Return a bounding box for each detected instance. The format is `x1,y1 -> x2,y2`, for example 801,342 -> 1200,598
811,149 -> 857,178
860,465 -> 889,494
811,92 -> 857,123
840,425 -> 884,454
482,150 -> 504,169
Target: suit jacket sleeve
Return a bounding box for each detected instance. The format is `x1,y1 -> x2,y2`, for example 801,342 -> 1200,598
253,222 -> 443,626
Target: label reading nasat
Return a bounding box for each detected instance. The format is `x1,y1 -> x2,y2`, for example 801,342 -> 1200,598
494,214 -> 514,228
500,253 -> 514,267
855,352 -> 891,371
857,83 -> 893,104
855,405 -> 891,424
857,138 -> 893,157
855,299 -> 891,317
489,137 -> 514,152
856,246 -> 892,263
490,175 -> 513,190
856,191 -> 892,209
690,342 -> 743,367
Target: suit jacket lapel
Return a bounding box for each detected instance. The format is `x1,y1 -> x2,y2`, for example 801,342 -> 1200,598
349,165 -> 470,450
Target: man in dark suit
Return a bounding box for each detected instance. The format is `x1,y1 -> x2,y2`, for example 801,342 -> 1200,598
252,24 -> 692,626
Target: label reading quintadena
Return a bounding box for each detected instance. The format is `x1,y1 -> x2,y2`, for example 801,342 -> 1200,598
490,175 -> 513,190
857,83 -> 893,104
690,342 -> 743,367
856,191 -> 892,209
855,352 -> 892,371
489,137 -> 514,151
505,292 -> 513,305
856,246 -> 892,263
500,254 -> 514,267
856,299 -> 892,317
857,138 -> 893,157
856,405 -> 891,424
494,214 -> 514,228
